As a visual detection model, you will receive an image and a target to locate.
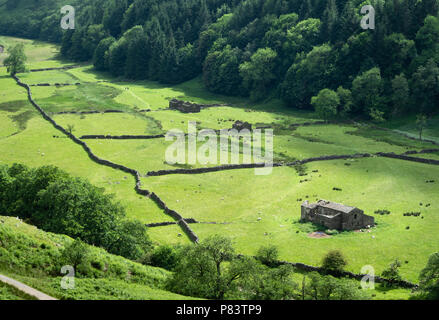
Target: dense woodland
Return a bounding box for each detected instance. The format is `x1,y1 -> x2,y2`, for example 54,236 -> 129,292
0,0 -> 439,120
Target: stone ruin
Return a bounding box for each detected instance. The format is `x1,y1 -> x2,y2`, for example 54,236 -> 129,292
301,200 -> 374,231
0,45 -> 4,54
169,99 -> 201,113
169,98 -> 228,113
232,120 -> 252,131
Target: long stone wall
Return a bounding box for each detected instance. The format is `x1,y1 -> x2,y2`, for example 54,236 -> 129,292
147,163 -> 274,177
290,120 -> 330,127
54,110 -> 126,115
12,74 -> 199,244
404,148 -> 439,155
146,218 -> 198,228
146,154 -> 372,177
276,260 -> 417,289
80,134 -> 165,140
146,150 -> 439,177
146,218 -> 226,228
296,153 -> 372,165
377,152 -> 439,165
29,65 -> 82,72
30,83 -> 81,87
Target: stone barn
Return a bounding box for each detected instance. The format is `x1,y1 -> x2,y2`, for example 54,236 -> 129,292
169,99 -> 201,113
0,45 -> 4,53
301,200 -> 374,231
232,120 -> 252,131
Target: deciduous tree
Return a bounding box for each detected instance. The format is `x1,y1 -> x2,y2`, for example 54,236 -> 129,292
3,43 -> 27,75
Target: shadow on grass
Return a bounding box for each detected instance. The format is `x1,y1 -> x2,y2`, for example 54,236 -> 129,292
77,66 -> 318,120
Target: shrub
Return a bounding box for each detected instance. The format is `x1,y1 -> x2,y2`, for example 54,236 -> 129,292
255,245 -> 279,267
381,259 -> 402,286
311,88 -> 339,120
150,245 -> 179,271
59,240 -> 91,276
106,220 -> 152,261
321,250 -> 348,273
306,272 -> 370,300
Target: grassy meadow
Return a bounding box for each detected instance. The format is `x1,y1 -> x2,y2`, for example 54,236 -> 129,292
1,36 -> 438,299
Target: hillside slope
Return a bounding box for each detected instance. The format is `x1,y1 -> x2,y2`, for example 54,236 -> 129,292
0,215 -> 197,300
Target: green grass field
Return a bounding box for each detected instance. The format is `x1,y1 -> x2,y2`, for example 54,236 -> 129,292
1,36 -> 437,299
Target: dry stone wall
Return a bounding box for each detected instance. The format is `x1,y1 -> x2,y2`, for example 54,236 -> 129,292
30,83 -> 81,87
29,65 -> 82,72
146,150 -> 439,177
146,154 -> 372,177
147,163 -> 274,177
276,260 -> 417,289
80,134 -> 165,140
377,152 -> 439,165
54,110 -> 125,115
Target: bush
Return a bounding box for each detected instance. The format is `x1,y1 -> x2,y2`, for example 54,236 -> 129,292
381,259 -> 402,286
255,245 -> 280,267
311,88 -> 339,120
106,220 -> 152,261
321,250 -> 348,273
150,245 -> 179,271
306,272 -> 370,300
59,240 -> 91,277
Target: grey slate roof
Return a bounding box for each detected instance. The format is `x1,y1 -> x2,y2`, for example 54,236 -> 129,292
317,200 -> 356,213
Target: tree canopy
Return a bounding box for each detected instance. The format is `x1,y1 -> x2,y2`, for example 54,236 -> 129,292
1,0 -> 439,117
3,43 -> 27,75
0,163 -> 151,261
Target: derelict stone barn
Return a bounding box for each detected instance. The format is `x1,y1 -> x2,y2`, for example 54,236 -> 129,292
0,45 -> 4,53
169,99 -> 201,113
301,200 -> 374,231
232,120 -> 252,131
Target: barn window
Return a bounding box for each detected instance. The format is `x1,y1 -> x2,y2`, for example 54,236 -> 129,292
354,214 -> 358,219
